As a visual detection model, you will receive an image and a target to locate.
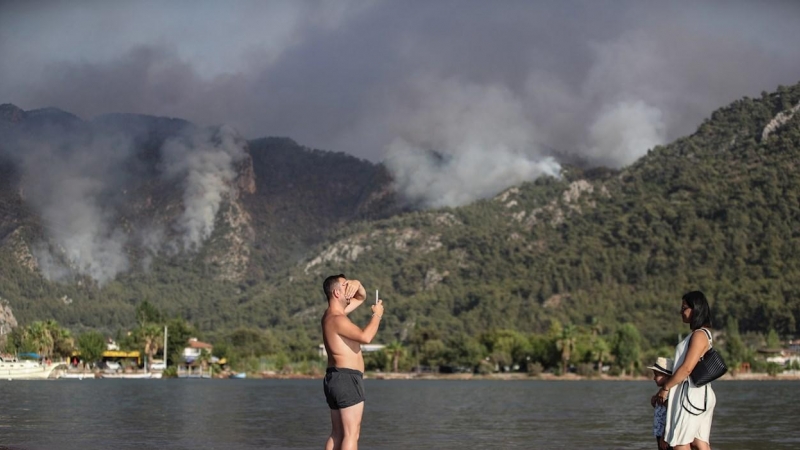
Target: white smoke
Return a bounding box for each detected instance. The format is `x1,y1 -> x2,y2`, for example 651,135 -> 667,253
8,120 -> 248,284
161,124 -> 247,250
35,180 -> 130,283
384,77 -> 561,208
137,225 -> 166,271
382,35 -> 675,207
17,132 -> 134,284
585,100 -> 666,167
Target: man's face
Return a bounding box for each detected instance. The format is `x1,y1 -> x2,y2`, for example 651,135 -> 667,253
337,278 -> 349,305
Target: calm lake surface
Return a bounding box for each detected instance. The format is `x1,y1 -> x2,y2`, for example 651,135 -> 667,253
0,379 -> 795,449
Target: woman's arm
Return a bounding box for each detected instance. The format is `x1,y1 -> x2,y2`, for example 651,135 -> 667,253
657,330 -> 709,402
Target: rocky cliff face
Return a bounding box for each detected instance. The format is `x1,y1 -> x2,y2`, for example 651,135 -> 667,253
203,198 -> 255,282
0,297 -> 18,337
762,101 -> 800,141
236,155 -> 257,196
1,228 -> 38,273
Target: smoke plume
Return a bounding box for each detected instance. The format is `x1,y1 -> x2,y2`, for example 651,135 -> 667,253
161,125 -> 248,251
13,128 -> 133,284
2,118 -> 248,284
384,78 -> 560,208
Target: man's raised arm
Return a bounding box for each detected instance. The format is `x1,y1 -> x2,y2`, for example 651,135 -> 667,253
335,300 -> 384,344
343,280 -> 367,314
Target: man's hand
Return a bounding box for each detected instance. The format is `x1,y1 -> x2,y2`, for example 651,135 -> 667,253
658,436 -> 668,450
343,280 -> 366,301
372,299 -> 384,318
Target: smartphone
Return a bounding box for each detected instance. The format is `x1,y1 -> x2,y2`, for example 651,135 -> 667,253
376,289 -> 379,304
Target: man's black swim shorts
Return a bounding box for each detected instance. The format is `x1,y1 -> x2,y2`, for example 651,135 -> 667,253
323,367 -> 365,410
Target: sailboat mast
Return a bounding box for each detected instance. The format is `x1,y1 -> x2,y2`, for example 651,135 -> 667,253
164,326 -> 168,367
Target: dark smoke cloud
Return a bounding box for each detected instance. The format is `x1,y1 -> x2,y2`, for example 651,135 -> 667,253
2,0 -> 800,208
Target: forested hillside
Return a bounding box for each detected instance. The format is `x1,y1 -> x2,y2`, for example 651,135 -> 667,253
1,82 -> 800,374
0,110 -> 400,335
272,83 -> 800,357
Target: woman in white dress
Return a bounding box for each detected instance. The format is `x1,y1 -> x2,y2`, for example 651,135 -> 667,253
655,291 -> 716,450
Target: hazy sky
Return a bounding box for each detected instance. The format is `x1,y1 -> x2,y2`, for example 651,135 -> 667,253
3,0 -> 800,206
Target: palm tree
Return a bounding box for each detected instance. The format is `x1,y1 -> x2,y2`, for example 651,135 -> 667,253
46,320 -> 74,360
555,324 -> 576,375
26,321 -> 54,358
197,349 -> 212,377
591,337 -> 610,375
138,324 -> 163,371
384,341 -> 405,373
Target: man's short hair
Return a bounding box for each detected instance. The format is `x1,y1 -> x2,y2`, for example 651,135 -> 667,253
323,274 -> 346,300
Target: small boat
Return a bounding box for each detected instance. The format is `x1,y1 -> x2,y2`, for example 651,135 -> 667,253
229,372 -> 246,379
61,372 -> 97,380
98,372 -> 159,379
0,355 -> 64,380
177,367 -> 212,378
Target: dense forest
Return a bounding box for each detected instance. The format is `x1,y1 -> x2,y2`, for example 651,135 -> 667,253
2,82 -> 800,375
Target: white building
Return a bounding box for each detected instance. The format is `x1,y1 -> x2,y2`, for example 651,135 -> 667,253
183,338 -> 213,363
318,344 -> 385,358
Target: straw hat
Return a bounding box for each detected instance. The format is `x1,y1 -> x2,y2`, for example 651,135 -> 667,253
647,357 -> 674,375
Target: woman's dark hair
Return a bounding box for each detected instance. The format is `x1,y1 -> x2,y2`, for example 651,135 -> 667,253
683,290 -> 712,330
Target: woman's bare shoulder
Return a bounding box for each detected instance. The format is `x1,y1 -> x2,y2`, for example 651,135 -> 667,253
689,328 -> 712,346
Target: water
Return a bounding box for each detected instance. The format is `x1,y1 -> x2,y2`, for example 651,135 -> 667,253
0,379 -> 795,449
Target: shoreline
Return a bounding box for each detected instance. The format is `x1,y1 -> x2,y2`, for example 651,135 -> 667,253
257,371 -> 800,381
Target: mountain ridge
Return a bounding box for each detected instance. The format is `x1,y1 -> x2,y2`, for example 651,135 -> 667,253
274,83 -> 800,348
1,81 -> 799,356
0,106 -> 402,334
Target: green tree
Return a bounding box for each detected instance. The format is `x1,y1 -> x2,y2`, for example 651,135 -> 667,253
136,300 -> 163,328
383,341 -> 405,372
529,333 -> 559,369
555,324 -> 577,375
612,324 -> 642,376
77,331 -> 107,371
138,324 -> 163,371
26,321 -> 55,358
224,327 -> 279,359
419,339 -> 447,367
445,332 -> 486,369
165,317 -> 197,366
197,348 -> 212,375
481,329 -> 530,370
590,336 -> 610,375
766,328 -> 781,350
46,320 -> 75,359
723,318 -> 747,373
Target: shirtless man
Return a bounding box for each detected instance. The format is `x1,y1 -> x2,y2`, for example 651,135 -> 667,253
321,274 -> 384,450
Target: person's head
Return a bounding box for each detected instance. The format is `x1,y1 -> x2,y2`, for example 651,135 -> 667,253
647,357 -> 674,386
323,274 -> 346,301
681,290 -> 712,330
